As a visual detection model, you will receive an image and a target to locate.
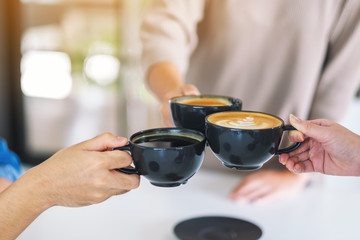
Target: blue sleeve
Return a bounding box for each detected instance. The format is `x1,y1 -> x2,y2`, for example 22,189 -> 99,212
0,138 -> 22,182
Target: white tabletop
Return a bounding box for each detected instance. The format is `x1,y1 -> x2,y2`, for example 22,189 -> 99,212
18,168 -> 360,240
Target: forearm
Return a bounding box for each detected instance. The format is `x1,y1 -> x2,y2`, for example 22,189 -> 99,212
147,62 -> 185,102
281,168 -> 311,183
0,169 -> 52,239
0,178 -> 11,192
354,135 -> 360,171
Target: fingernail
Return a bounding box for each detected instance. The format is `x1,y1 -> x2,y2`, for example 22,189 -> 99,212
229,194 -> 236,200
279,155 -> 287,165
292,166 -> 301,174
290,114 -> 301,123
117,136 -> 128,142
296,135 -> 305,142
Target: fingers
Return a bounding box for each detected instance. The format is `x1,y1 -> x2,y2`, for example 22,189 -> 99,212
288,129 -> 305,142
290,149 -> 311,163
163,84 -> 200,101
236,187 -> 273,204
280,139 -> 311,171
229,172 -> 268,202
283,153 -> 315,173
101,150 -> 133,170
81,133 -> 128,152
231,170 -> 309,204
97,145 -> 139,190
308,118 -> 334,127
105,155 -> 140,194
82,151 -> 139,198
111,171 -> 140,193
279,153 -> 289,165
292,160 -> 315,173
230,178 -> 272,203
286,138 -> 311,158
160,103 -> 174,127
289,115 -> 329,141
181,84 -> 200,95
160,84 -> 201,127
35,135 -> 139,207
230,173 -> 280,204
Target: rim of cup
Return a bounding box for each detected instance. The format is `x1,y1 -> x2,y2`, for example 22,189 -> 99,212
205,110 -> 285,130
170,95 -> 242,106
129,127 -> 206,150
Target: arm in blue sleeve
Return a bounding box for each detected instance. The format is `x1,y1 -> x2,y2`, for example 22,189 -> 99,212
0,138 -> 21,182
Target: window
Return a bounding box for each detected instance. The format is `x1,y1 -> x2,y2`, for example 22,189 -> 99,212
1,0 -> 159,165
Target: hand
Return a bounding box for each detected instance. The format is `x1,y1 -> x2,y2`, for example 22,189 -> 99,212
229,169 -> 309,204
24,132 -> 140,208
146,62 -> 200,126
160,84 -> 200,126
0,133 -> 140,240
279,114 -> 360,176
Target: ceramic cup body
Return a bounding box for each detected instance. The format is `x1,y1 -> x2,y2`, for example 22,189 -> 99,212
170,95 -> 242,133
205,111 -> 300,170
115,128 -> 206,187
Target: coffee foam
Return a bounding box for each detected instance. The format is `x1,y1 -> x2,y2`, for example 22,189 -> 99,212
208,112 -> 282,129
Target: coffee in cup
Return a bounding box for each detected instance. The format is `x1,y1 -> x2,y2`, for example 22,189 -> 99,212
177,97 -> 231,106
209,111 -> 282,130
115,128 -> 206,187
205,111 -> 300,170
170,95 -> 242,133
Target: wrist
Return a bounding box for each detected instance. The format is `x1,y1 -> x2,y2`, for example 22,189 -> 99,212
354,135 -> 360,176
0,167 -> 54,239
147,62 -> 185,102
18,167 -> 56,211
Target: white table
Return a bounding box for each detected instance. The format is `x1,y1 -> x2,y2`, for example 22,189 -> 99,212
18,168 -> 360,240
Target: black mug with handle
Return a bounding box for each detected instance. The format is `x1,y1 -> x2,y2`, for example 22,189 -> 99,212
170,95 -> 242,134
115,128 -> 206,187
205,111 -> 301,170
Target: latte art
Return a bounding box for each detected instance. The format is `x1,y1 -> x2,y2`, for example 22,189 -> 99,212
208,112 -> 282,130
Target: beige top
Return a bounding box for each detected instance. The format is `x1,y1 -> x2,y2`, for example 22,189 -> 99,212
140,0 -> 360,170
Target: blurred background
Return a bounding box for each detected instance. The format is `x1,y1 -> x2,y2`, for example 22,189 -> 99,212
0,0 -> 359,166
0,0 -> 160,165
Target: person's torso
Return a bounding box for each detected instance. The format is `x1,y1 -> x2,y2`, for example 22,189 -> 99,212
187,0 -> 343,121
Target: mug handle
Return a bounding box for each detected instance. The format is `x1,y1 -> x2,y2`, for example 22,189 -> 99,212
114,144 -> 140,175
233,98 -> 242,110
275,125 -> 301,155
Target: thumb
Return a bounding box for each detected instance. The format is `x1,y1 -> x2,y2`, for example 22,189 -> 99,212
289,114 -> 326,141
81,133 -> 128,151
182,84 -> 200,95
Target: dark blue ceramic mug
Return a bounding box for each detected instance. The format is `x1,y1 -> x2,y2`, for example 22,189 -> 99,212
115,128 -> 206,187
205,111 -> 301,170
170,95 -> 242,134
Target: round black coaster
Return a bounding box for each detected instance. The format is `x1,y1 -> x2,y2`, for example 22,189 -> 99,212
174,216 -> 262,240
